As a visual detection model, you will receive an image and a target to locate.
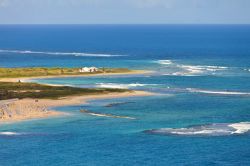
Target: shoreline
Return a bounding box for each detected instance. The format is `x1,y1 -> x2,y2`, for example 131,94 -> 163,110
0,69 -> 154,124
0,91 -> 154,124
0,70 -> 152,83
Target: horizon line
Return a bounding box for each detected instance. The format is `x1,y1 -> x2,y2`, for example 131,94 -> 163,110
0,23 -> 250,26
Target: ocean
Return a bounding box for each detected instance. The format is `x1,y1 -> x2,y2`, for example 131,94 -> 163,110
1,25 -> 250,166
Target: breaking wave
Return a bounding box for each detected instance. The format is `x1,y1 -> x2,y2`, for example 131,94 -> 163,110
170,65 -> 228,76
0,132 -> 23,136
96,83 -> 158,89
144,122 -> 250,136
156,59 -> 229,76
244,68 -> 250,72
180,65 -> 228,71
177,65 -> 228,75
186,88 -> 250,96
157,60 -> 173,65
0,49 -> 125,57
80,110 -> 135,119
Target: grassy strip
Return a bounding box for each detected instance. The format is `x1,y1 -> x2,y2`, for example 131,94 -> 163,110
0,82 -> 130,100
0,67 -> 131,78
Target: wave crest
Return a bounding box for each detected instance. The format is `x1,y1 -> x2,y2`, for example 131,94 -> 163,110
80,110 -> 135,119
157,60 -> 173,65
96,83 -> 158,89
0,49 -> 125,57
0,132 -> 22,136
156,60 -> 229,76
144,122 -> 250,136
186,88 -> 250,96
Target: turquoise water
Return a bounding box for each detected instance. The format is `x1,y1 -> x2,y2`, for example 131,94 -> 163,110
1,25 -> 250,165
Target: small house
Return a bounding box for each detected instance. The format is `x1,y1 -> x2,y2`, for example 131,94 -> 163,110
79,67 -> 98,73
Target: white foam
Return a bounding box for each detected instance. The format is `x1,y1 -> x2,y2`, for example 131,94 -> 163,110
163,72 -> 198,77
145,122 -> 250,136
177,65 -> 228,75
0,49 -> 125,57
168,129 -> 226,135
244,69 -> 250,72
180,65 -> 228,70
0,132 -> 21,136
81,111 -> 135,119
186,88 -> 250,96
88,113 -> 135,119
156,59 -> 229,76
97,83 -> 129,89
128,83 -> 152,87
179,65 -> 204,74
157,60 -> 173,65
229,122 -> 250,134
159,62 -> 229,76
96,83 -> 158,89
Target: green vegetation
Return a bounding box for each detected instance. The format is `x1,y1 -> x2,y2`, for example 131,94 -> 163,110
0,82 -> 130,100
0,67 -> 133,100
0,67 -> 132,78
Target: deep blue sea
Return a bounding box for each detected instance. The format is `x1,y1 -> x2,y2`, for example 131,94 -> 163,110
1,25 -> 250,166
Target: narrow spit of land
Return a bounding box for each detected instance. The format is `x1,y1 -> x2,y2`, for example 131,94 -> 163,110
0,67 -> 153,123
0,67 -> 149,81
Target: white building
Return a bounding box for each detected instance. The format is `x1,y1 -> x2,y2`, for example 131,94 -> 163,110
89,67 -> 98,72
79,67 -> 98,73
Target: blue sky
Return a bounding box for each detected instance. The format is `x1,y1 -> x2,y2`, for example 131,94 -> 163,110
0,0 -> 249,24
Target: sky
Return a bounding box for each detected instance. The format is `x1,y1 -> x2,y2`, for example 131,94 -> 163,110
0,0 -> 250,24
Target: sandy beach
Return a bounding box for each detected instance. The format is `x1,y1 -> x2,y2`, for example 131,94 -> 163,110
0,91 -> 153,124
0,69 -> 153,124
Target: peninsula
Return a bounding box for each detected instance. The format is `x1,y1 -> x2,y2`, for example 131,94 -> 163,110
0,67 -> 152,123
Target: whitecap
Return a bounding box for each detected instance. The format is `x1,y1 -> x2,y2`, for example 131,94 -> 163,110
186,88 -> 250,96
163,72 -> 199,77
229,122 -> 250,134
144,122 -> 250,136
0,132 -> 21,136
157,60 -> 174,65
128,83 -> 150,87
157,61 -> 229,76
244,68 -> 250,72
96,83 -> 159,89
179,65 -> 228,71
86,112 -> 135,119
176,65 -> 228,76
80,110 -> 135,119
0,49 -> 125,57
96,83 -> 129,89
